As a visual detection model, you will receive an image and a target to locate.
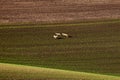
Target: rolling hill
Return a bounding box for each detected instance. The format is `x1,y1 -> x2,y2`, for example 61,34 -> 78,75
0,0 -> 120,80
0,63 -> 120,80
0,21 -> 120,77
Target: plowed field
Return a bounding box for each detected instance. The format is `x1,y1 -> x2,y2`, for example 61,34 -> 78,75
0,0 -> 120,23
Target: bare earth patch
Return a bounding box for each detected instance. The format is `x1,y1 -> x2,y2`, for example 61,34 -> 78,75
0,0 -> 120,24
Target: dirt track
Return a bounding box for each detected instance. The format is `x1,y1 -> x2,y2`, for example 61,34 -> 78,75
0,0 -> 120,23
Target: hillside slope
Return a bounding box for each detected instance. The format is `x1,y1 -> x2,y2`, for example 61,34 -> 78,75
0,63 -> 120,80
0,21 -> 120,76
0,0 -> 120,24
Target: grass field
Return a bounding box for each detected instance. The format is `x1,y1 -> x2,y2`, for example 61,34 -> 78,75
0,20 -> 120,79
0,63 -> 120,80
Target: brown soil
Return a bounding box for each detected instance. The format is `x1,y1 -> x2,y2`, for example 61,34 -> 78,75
0,0 -> 120,24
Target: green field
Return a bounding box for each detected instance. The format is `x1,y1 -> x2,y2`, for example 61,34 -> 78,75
0,63 -> 120,80
0,20 -> 120,79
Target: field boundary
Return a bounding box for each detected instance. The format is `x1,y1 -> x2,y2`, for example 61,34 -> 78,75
0,19 -> 120,29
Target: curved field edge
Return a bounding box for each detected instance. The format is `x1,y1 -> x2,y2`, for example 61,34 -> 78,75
0,19 -> 120,29
0,63 -> 120,80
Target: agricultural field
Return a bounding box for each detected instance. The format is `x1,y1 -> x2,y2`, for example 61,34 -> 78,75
0,63 -> 120,80
0,20 -> 120,80
0,0 -> 120,24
